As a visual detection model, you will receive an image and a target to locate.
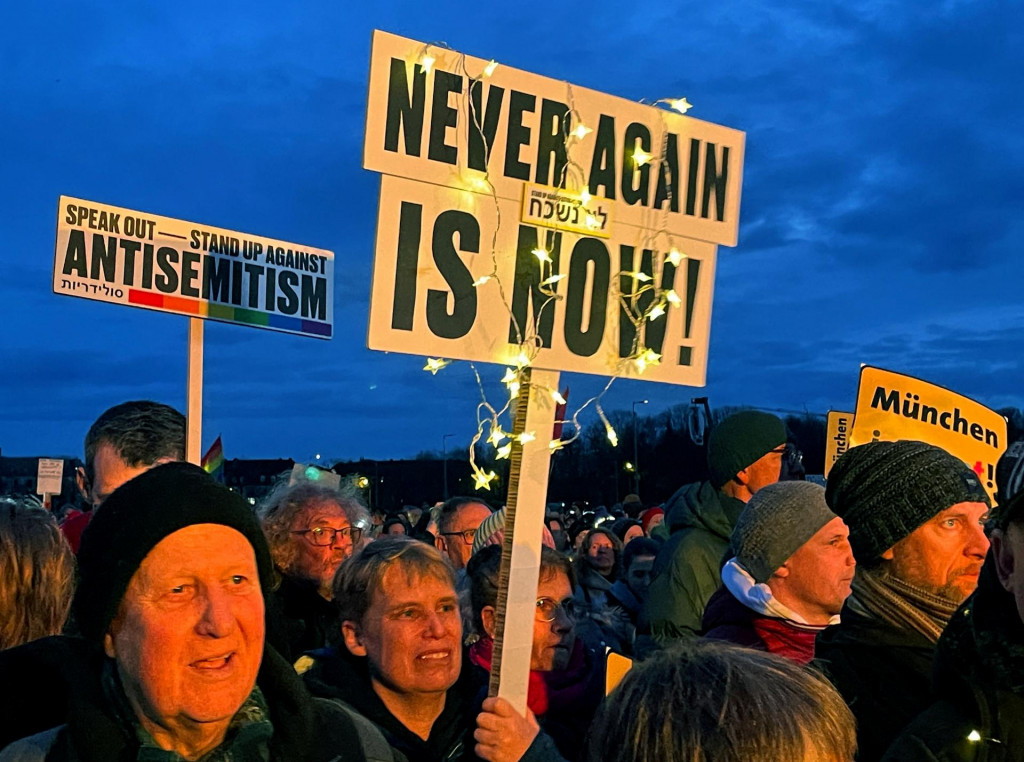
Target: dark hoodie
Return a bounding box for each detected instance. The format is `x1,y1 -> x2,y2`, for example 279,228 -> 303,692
882,558 -> 1024,762
641,481 -> 745,643
300,646 -> 479,762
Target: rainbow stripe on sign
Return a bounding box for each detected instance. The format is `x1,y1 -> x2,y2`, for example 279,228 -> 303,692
129,290 -> 332,337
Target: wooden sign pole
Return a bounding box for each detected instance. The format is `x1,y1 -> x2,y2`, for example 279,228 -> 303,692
488,367 -> 560,714
186,317 -> 203,465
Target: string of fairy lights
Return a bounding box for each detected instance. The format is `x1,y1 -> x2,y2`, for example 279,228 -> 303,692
408,41 -> 698,493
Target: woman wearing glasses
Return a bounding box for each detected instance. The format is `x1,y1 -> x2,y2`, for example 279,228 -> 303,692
258,478 -> 369,662
467,545 -> 605,762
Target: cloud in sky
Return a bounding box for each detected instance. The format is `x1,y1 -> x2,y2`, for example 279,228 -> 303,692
1,0 -> 1021,467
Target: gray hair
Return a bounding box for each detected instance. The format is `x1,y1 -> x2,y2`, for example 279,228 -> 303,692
585,640 -> 856,762
0,497 -> 76,649
334,536 -> 456,625
258,478 -> 369,576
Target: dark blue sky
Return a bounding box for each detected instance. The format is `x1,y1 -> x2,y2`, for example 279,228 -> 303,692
2,1 -> 1021,463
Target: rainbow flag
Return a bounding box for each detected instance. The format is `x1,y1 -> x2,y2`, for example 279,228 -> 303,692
202,436 -> 225,483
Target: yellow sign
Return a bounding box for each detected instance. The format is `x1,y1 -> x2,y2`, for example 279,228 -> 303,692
824,411 -> 854,478
605,651 -> 633,695
850,366 -> 1006,501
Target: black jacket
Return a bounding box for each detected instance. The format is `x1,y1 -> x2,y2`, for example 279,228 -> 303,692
301,646 -> 479,762
815,605 -> 936,762
882,560 -> 1024,762
0,641 -> 366,762
266,576 -> 341,664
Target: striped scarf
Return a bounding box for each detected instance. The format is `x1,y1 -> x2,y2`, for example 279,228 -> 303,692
848,567 -> 960,644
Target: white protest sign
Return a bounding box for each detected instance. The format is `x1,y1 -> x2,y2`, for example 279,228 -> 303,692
850,366 -> 1007,501
36,459 -> 64,496
365,30 -> 745,246
54,196 -> 335,340
367,175 -> 717,385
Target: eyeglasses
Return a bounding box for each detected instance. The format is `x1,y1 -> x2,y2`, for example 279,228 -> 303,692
535,597 -> 580,622
439,528 -> 478,545
291,526 -> 362,546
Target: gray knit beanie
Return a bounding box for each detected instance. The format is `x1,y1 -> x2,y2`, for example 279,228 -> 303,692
825,440 -> 990,563
732,481 -> 838,583
707,411 -> 787,489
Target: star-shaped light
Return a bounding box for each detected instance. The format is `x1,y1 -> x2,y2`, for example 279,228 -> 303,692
512,351 -> 531,368
473,275 -> 492,287
532,247 -> 552,264
508,380 -> 521,398
501,367 -> 518,385
423,358 -> 450,375
488,427 -> 507,446
420,54 -> 436,74
665,289 -> 682,306
541,273 -> 566,287
667,248 -> 685,267
648,304 -> 666,321
630,270 -> 652,282
550,389 -> 566,405
495,443 -> 513,460
633,148 -> 652,167
579,189 -> 592,205
586,214 -> 600,229
518,431 -> 536,445
473,469 -> 498,490
549,439 -> 565,452
634,348 -> 663,374
572,124 -> 592,139
669,97 -> 693,114
483,60 -> 498,77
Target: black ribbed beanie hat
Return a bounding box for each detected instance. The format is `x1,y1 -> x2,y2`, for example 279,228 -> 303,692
75,461 -> 275,644
825,440 -> 990,563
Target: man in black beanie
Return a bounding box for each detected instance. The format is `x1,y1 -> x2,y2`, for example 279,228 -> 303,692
0,462 -> 367,762
643,410 -> 787,644
815,440 -> 990,762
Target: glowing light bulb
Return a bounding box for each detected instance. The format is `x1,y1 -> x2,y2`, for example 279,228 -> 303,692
423,357 -> 450,374
532,247 -> 552,264
606,426 -> 618,447
483,60 -> 498,77
509,380 -> 521,397
667,248 -> 686,267
473,275 -> 492,287
669,97 -> 692,114
473,469 -> 498,490
967,731 -> 981,743
633,148 -> 652,167
572,124 -> 592,139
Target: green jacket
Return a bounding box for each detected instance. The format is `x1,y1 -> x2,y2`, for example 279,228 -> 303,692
641,481 -> 745,644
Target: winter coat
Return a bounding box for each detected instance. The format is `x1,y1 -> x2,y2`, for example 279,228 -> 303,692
300,645 -> 478,762
572,566 -> 631,654
641,481 -> 745,643
702,585 -> 819,664
882,560 -> 1024,762
265,575 -> 341,664
815,604 -> 936,762
0,642 -> 367,762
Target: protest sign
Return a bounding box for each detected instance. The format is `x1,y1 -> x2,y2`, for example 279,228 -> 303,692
54,196 -> 334,340
36,458 -> 64,496
850,366 -> 1006,501
824,411 -> 854,478
367,176 -> 717,385
365,31 -> 744,247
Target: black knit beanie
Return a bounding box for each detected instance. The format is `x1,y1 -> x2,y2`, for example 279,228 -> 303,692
75,461 -> 275,644
732,481 -> 838,583
825,440 -> 990,563
707,411 -> 787,489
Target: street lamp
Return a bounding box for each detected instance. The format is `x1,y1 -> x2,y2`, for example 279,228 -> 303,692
632,399 -> 648,494
442,433 -> 455,500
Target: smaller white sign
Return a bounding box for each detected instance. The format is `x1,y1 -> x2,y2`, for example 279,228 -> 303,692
36,459 -> 64,496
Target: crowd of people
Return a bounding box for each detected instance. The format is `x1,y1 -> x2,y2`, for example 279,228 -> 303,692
1,399 -> 1024,761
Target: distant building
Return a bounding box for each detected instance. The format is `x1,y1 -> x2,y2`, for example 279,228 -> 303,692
0,453 -> 82,508
223,457 -> 295,503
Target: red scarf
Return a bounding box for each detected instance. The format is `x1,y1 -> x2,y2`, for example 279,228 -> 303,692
468,636 -> 592,717
751,616 -> 819,664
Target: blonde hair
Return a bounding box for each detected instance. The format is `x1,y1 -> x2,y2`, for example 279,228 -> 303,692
586,640 -> 856,762
0,498 -> 76,649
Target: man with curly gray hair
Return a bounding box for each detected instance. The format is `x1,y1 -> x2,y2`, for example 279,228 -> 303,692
258,478 -> 369,662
